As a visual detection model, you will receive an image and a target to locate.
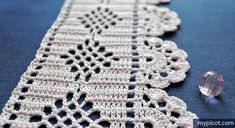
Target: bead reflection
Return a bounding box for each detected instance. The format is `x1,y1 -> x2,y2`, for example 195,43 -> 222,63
205,96 -> 220,105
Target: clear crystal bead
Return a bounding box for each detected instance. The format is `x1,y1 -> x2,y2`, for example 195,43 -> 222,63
199,71 -> 224,96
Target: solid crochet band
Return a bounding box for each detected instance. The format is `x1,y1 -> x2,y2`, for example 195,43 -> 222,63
0,0 -> 197,127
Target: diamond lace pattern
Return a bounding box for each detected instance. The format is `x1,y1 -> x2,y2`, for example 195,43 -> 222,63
0,0 -> 197,128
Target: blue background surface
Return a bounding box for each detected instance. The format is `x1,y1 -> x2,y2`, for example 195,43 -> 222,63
0,0 -> 235,119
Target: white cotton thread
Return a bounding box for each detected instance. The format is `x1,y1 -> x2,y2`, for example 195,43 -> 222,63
0,0 -> 197,128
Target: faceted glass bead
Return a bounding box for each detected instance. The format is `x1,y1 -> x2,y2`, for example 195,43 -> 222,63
199,71 -> 224,96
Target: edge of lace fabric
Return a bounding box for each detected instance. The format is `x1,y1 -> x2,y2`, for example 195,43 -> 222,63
0,0 -> 197,127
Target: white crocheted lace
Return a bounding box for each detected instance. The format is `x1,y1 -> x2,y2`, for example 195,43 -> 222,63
0,0 -> 197,128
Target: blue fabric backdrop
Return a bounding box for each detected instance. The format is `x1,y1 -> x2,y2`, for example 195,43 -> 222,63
0,0 -> 234,119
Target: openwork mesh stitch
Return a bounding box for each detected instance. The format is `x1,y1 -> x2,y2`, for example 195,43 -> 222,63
0,0 -> 197,128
